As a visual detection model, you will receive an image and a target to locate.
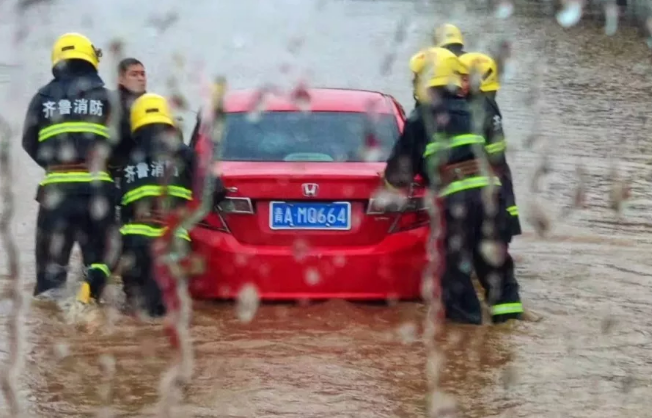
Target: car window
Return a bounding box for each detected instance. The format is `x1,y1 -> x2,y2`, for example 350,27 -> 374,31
219,111 -> 399,162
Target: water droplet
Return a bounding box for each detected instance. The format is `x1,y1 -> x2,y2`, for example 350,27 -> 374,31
451,203 -> 466,219
49,232 -> 65,258
604,3 -> 618,36
289,81 -> 311,113
458,258 -> 473,273
231,35 -> 246,49
287,36 -> 304,54
90,196 -> 109,220
53,341 -> 70,360
99,354 -> 116,374
342,186 -> 355,197
59,143 -> 76,161
292,239 -> 310,262
421,273 -> 435,299
556,0 -> 583,28
386,293 -> 399,306
495,1 -> 514,19
234,253 -> 249,266
480,240 -> 505,267
371,188 -> 407,212
500,59 -> 516,82
449,234 -> 463,252
236,284 -> 259,323
333,255 -> 346,267
304,268 -> 320,286
397,322 -> 418,344
259,264 -> 271,277
427,391 -> 457,417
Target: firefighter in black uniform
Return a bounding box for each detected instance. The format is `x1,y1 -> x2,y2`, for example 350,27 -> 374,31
383,47 -> 523,325
119,93 -> 223,317
460,52 -> 521,240
22,32 -> 115,304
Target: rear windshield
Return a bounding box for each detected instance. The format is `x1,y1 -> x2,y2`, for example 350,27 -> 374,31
219,111 -> 400,162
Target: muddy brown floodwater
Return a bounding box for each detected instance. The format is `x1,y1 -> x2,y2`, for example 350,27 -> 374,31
1,0 -> 652,417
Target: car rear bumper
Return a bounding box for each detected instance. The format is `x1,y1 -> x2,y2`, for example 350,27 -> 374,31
188,226 -> 429,300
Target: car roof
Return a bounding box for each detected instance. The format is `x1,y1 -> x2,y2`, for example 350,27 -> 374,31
224,87 -> 397,114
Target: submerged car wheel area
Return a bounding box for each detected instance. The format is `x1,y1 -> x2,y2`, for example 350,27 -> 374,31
189,88 -> 429,301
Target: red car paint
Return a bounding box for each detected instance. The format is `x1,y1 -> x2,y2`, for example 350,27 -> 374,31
189,88 -> 429,300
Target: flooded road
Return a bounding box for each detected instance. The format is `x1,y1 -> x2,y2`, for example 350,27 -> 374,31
1,0 -> 652,416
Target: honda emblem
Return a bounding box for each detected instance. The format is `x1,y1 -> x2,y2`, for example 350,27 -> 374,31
302,183 -> 319,197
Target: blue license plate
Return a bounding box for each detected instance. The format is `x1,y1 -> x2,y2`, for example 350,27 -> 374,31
269,201 -> 351,230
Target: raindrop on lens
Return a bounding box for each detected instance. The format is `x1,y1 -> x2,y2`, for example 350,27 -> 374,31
397,322 -> 418,344
495,1 -> 514,19
292,238 -> 310,262
304,268 -> 320,286
91,196 -> 109,220
556,0 -> 583,28
236,284 -> 260,323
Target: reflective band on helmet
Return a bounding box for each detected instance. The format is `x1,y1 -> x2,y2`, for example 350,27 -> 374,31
38,122 -> 110,142
423,134 -> 485,158
440,175 -> 501,197
40,171 -> 113,185
120,223 -> 191,241
121,185 -> 192,206
485,140 -> 506,155
88,263 -> 110,277
507,205 -> 518,216
491,302 -> 524,316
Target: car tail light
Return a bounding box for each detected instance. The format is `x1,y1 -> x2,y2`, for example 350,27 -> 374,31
198,197 -> 253,232
367,191 -> 430,233
217,197 -> 254,214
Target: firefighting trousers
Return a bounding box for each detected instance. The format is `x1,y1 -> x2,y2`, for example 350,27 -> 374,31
119,224 -> 191,317
440,187 -> 523,325
34,193 -> 117,299
500,164 -> 521,241
120,234 -> 165,317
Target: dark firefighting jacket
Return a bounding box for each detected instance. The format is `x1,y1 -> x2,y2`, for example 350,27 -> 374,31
384,93 -> 500,197
118,123 -> 227,241
21,60 -> 113,200
118,124 -> 194,227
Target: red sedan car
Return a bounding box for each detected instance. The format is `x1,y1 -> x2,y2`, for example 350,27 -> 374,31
189,88 -> 429,300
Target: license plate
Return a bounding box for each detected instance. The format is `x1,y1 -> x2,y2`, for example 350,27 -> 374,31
269,201 -> 351,230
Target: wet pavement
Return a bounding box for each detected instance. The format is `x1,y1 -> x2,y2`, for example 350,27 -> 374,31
1,0 -> 652,416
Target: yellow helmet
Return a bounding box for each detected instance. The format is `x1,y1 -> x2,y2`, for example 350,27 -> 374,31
51,32 -> 102,70
412,47 -> 464,103
459,52 -> 500,92
434,24 -> 464,48
130,93 -> 175,133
